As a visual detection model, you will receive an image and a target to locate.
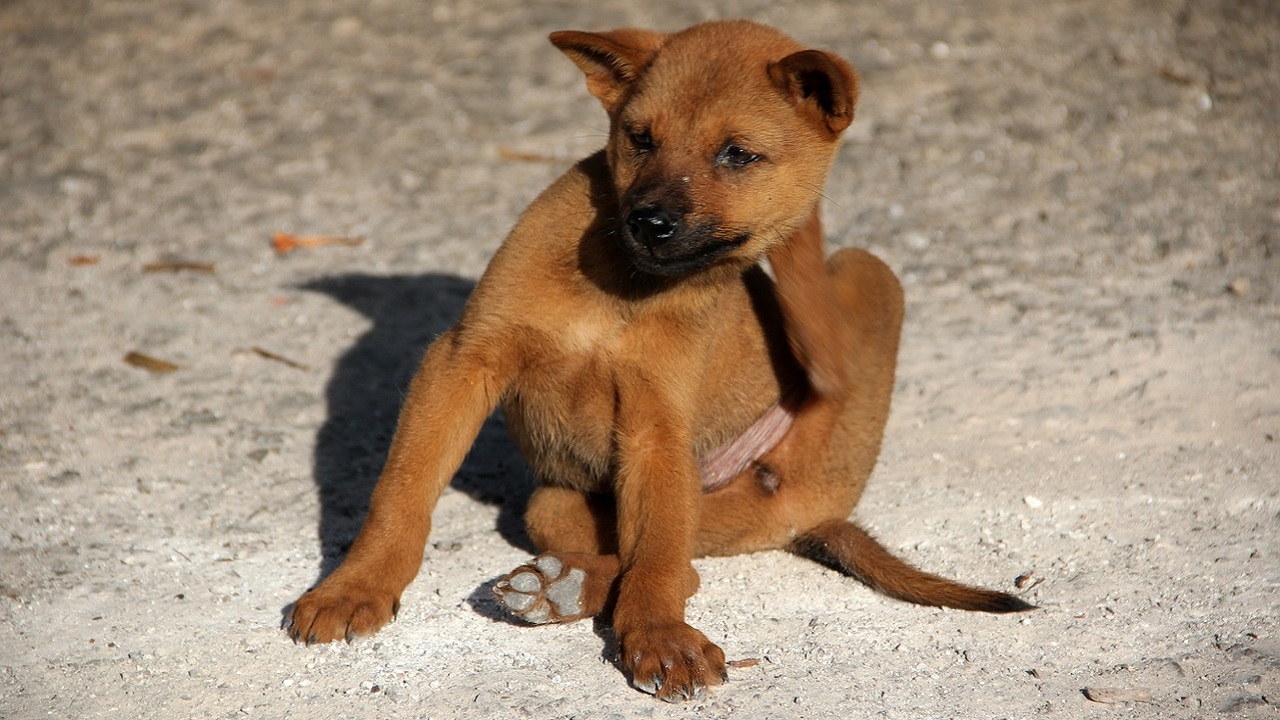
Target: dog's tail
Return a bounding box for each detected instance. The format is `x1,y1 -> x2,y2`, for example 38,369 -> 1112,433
788,519 -> 1035,613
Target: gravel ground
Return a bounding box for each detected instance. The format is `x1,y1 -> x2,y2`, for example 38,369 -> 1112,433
2,1 -> 1277,718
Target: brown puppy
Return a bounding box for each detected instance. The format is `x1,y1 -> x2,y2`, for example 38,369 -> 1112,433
287,20 -> 1032,701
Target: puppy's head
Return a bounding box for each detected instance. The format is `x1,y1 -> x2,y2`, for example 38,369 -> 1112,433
551,20 -> 858,278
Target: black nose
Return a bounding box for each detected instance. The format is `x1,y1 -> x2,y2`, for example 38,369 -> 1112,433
625,207 -> 680,247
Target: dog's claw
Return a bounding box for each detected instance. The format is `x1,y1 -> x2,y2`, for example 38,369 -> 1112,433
632,675 -> 661,695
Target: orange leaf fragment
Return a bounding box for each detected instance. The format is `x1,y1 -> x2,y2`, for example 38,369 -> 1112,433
272,231 -> 364,255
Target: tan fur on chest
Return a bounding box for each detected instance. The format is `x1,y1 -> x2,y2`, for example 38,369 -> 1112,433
498,279 -> 774,491
502,333 -> 619,489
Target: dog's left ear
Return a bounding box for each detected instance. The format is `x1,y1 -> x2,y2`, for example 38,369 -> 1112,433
769,50 -> 859,136
550,29 -> 667,113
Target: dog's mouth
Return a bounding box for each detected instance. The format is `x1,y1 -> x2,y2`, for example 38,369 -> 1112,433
626,235 -> 748,277
620,216 -> 750,278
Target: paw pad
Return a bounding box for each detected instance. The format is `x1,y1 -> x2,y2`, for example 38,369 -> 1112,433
493,554 -> 587,624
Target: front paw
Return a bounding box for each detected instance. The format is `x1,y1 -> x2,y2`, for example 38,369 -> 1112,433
619,622 -> 727,702
286,579 -> 399,645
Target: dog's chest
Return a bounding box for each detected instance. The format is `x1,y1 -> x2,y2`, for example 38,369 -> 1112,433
488,268 -> 771,489
500,330 -> 624,487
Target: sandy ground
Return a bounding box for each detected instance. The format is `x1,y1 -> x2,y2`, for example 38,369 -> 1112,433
2,0 -> 1278,718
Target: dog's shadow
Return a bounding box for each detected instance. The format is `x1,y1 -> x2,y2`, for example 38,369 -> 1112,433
299,273 -> 535,589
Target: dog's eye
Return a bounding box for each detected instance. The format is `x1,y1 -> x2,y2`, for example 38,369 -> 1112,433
717,144 -> 762,169
627,128 -> 655,153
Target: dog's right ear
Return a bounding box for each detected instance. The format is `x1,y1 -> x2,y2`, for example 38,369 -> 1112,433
549,29 -> 666,112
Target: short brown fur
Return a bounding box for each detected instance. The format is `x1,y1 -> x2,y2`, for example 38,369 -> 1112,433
287,20 -> 1031,702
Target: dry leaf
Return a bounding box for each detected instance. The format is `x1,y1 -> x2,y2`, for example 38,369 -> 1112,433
251,347 -> 309,371
124,351 -> 179,374
142,261 -> 216,274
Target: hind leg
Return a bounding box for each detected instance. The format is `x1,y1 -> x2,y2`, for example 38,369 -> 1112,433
493,486 -> 620,623
495,485 -> 702,624
816,247 -> 904,506
694,247 -> 903,555
524,484 -> 617,555
702,250 -> 1028,611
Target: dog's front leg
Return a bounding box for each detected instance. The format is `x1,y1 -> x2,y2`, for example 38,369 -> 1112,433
611,371 -> 727,701
288,327 -> 512,643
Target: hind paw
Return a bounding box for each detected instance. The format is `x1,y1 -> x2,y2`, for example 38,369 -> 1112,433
494,554 -> 590,624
